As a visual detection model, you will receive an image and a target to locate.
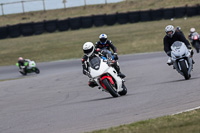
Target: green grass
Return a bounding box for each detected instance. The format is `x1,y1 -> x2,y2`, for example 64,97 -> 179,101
87,109 -> 200,133
1,16 -> 200,66
0,0 -> 200,26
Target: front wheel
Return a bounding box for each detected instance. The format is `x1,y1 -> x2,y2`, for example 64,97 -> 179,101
102,78 -> 119,97
179,60 -> 190,80
34,67 -> 40,74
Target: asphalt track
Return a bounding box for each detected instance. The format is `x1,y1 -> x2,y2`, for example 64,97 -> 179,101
0,52 -> 200,133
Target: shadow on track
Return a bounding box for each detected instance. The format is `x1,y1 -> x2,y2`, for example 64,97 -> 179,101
148,76 -> 200,86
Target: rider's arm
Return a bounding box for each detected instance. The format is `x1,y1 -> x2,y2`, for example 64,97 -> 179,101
163,37 -> 171,56
81,55 -> 89,75
178,32 -> 192,49
108,40 -> 117,53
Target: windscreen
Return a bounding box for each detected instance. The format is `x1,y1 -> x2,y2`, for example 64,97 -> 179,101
89,57 -> 101,70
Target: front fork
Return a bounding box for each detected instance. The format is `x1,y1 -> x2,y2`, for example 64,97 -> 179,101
173,57 -> 192,75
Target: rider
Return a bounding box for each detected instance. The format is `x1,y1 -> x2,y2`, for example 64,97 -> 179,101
95,34 -> 125,78
82,42 -> 124,88
17,57 -> 31,69
163,25 -> 194,65
188,28 -> 200,43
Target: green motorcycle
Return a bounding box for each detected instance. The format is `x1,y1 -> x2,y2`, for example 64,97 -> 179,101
16,60 -> 40,75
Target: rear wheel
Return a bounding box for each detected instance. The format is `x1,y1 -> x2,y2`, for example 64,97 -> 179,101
102,79 -> 119,97
118,82 -> 127,96
179,60 -> 190,80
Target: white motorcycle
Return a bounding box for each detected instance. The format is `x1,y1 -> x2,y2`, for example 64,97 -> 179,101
87,56 -> 127,97
171,41 -> 193,80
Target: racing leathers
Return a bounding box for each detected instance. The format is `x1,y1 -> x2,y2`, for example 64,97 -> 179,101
163,31 -> 194,65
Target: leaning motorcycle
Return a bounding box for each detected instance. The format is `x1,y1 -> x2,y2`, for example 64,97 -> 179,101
16,60 -> 40,75
191,33 -> 200,53
171,41 -> 193,80
87,56 -> 127,97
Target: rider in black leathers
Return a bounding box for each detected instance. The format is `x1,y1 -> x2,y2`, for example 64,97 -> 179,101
163,25 -> 194,65
95,34 -> 125,78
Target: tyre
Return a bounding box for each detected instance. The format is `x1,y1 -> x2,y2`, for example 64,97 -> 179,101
194,41 -> 199,53
118,82 -> 127,96
34,67 -> 40,74
102,78 -> 119,97
179,60 -> 190,80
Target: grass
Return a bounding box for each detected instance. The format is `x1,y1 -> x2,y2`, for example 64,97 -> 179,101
0,0 -> 200,26
87,109 -> 200,133
1,16 -> 200,66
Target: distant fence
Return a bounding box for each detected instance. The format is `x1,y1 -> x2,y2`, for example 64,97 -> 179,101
0,0 -> 119,15
0,0 -> 46,15
0,4 -> 200,39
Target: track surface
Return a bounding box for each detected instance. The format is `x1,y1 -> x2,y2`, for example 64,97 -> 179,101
0,52 -> 200,133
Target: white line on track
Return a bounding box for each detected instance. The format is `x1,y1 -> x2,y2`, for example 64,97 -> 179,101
172,106 -> 200,115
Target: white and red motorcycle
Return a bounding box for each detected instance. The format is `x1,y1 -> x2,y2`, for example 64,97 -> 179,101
87,56 -> 127,97
191,33 -> 200,53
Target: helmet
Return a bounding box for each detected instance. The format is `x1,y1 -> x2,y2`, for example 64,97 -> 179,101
83,42 -> 94,57
190,28 -> 195,33
18,57 -> 24,61
165,25 -> 175,38
99,34 -> 107,44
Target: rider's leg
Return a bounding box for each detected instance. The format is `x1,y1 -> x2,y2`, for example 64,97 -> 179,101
112,61 -> 126,78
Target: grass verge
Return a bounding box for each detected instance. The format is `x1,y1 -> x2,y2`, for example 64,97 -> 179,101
87,109 -> 200,133
1,16 -> 200,66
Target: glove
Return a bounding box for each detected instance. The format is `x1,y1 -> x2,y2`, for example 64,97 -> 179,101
187,45 -> 192,49
113,53 -> 118,60
83,69 -> 88,75
166,51 -> 171,57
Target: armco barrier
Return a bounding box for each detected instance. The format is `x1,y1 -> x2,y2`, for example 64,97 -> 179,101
140,10 -> 151,21
105,14 -> 117,26
163,8 -> 174,19
128,11 -> 140,23
33,21 -> 45,35
117,12 -> 129,24
57,19 -> 69,31
151,9 -> 163,20
81,16 -> 93,28
20,22 -> 34,36
0,26 -> 8,39
69,17 -> 81,30
174,7 -> 186,18
8,24 -> 21,38
93,14 -> 105,27
44,20 -> 57,33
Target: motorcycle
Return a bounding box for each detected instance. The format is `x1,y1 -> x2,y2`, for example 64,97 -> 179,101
87,56 -> 127,97
16,60 -> 40,75
171,41 -> 193,80
191,33 -> 200,53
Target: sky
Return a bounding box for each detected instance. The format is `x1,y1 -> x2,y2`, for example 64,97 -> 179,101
0,0 -> 123,15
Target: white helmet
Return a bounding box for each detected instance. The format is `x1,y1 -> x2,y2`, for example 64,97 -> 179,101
165,25 -> 175,38
190,28 -> 195,33
99,34 -> 107,44
83,42 -> 94,57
